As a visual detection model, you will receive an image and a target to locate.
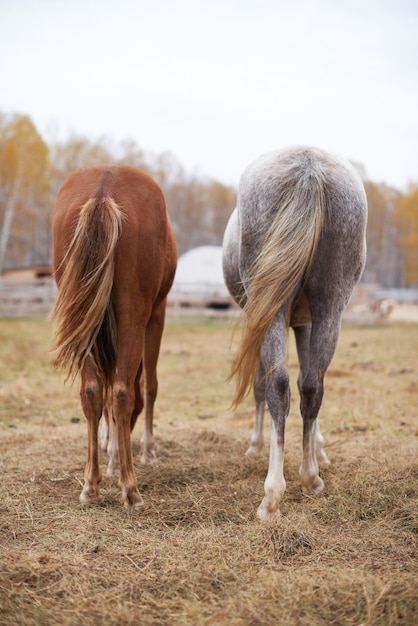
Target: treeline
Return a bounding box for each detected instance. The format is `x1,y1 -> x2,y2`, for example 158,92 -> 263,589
0,112 -> 417,287
0,113 -> 236,271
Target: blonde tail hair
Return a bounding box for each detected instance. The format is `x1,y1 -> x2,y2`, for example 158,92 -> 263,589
231,166 -> 330,406
50,197 -> 123,388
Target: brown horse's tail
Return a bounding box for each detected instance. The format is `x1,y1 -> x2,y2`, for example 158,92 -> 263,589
50,197 -> 123,389
231,163 -> 330,406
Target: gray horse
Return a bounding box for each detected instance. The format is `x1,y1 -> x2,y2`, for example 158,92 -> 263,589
222,146 -> 367,521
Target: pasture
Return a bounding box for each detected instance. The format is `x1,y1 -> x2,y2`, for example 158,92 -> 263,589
0,317 -> 417,625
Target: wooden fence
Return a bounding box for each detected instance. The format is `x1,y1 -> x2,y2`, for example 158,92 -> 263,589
0,277 -> 57,318
1,277 -> 415,323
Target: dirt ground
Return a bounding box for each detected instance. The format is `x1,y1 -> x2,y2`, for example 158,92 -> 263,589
0,317 -> 417,625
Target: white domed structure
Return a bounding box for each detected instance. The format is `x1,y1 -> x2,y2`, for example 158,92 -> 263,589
171,246 -> 230,301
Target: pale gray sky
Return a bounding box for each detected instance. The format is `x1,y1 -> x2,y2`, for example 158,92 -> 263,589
1,0 -> 417,189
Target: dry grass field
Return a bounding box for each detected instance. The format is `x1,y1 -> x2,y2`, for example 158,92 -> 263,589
0,316 -> 417,625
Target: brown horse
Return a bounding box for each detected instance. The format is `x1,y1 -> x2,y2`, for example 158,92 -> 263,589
51,164 -> 177,509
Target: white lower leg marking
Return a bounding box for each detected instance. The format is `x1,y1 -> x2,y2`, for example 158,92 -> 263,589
299,421 -> 325,496
257,420 -> 286,521
245,400 -> 265,456
316,422 -> 331,465
140,431 -> 157,465
80,480 -> 100,505
99,417 -> 109,451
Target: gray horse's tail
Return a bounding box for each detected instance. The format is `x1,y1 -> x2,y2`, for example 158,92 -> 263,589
231,161 -> 330,405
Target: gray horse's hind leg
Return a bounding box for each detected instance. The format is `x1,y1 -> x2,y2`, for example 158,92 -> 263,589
246,366 -> 266,455
257,310 -> 289,521
297,314 -> 341,496
294,325 -> 330,466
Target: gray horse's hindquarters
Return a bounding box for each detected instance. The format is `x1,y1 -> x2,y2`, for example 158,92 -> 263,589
222,146 -> 367,520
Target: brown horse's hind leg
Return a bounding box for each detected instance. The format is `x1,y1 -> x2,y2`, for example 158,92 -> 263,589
111,325 -> 146,510
104,364 -> 144,478
131,361 -> 144,432
113,380 -> 144,509
79,358 -> 103,505
140,302 -> 166,465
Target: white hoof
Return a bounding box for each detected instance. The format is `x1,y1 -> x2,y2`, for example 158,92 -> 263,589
245,443 -> 263,456
256,499 -> 282,522
140,448 -> 157,465
302,475 -> 325,496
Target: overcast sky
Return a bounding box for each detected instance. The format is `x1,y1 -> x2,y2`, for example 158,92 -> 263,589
2,0 -> 417,190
